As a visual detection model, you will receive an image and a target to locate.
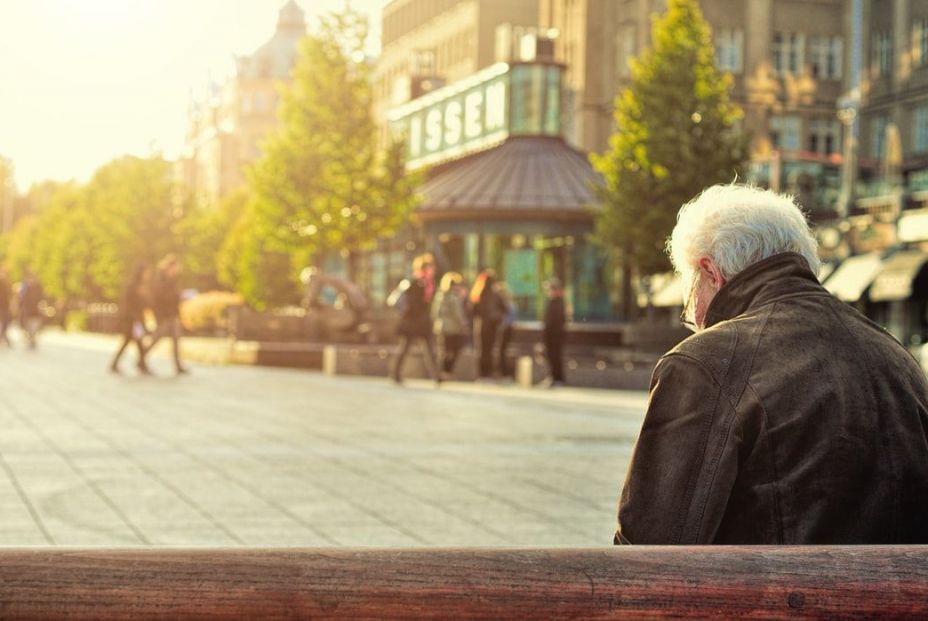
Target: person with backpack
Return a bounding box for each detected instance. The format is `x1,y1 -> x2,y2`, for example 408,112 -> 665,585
389,253 -> 440,385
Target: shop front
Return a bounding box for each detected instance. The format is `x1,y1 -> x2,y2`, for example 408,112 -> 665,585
358,59 -> 614,322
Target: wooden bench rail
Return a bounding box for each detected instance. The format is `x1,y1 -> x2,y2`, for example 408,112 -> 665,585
1,547 -> 926,619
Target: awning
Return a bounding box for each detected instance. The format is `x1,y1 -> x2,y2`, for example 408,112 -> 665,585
869,250 -> 928,302
823,253 -> 884,302
418,136 -> 601,217
817,262 -> 836,283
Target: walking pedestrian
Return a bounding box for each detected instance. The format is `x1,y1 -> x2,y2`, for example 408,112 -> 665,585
110,263 -> 152,375
390,253 -> 440,385
0,267 -> 13,347
542,278 -> 567,387
144,254 -> 189,375
18,271 -> 44,350
432,271 -> 468,379
470,270 -> 506,379
495,281 -> 516,378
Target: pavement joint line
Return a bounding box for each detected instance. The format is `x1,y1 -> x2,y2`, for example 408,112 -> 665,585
209,407 -> 513,544
43,367 -> 267,543
0,449 -> 55,544
206,395 -> 520,544
48,391 -> 248,546
6,395 -> 151,545
223,404 -> 597,541
0,337 -> 642,546
88,389 -> 347,547
170,402 -> 440,546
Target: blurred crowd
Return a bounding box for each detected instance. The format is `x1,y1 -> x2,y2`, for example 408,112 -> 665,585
388,253 -> 566,387
0,267 -> 45,350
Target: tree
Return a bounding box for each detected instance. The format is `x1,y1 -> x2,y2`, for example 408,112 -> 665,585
28,183 -> 101,306
217,201 -> 298,310
244,6 -> 419,306
590,0 -> 747,319
177,186 -> 249,292
84,156 -> 186,298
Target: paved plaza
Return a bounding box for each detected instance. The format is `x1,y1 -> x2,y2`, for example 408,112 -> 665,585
0,332 -> 648,547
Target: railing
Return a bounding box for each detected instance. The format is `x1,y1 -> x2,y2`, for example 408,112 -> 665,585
0,547 -> 925,618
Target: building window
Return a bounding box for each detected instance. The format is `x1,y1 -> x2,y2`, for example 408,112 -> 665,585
914,18 -> 928,67
871,116 -> 889,158
254,91 -> 268,113
616,25 -> 636,78
872,31 -> 893,77
809,36 -> 843,80
809,119 -> 841,155
770,115 -> 802,151
916,107 -> 928,153
715,28 -> 744,73
773,32 -> 805,75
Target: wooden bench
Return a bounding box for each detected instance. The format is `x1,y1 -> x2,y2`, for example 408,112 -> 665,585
1,547 -> 925,618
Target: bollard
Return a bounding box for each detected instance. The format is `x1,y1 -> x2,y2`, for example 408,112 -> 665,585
517,356 -> 533,388
322,345 -> 337,376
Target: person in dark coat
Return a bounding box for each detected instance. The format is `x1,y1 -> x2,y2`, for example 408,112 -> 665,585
143,254 -> 189,375
18,271 -> 44,350
0,267 -> 12,347
390,253 -> 440,385
470,270 -> 506,379
495,282 -> 517,378
542,278 -> 567,386
616,184 -> 928,545
110,263 -> 152,375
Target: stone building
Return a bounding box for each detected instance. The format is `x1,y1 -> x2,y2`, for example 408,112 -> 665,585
539,0 -> 851,212
373,0 -> 540,144
178,1 -> 306,205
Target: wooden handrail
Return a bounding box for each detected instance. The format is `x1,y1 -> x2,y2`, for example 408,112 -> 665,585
0,547 -> 926,619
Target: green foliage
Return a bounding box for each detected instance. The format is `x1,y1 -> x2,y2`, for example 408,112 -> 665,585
176,186 -> 248,291
591,0 -> 747,281
218,199 -> 299,310
28,183 -> 100,303
243,6 -> 419,307
86,156 -> 184,298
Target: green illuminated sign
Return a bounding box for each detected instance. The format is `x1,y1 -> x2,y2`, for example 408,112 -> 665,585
388,62 -> 563,170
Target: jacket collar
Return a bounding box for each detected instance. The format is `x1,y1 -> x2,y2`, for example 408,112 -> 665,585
703,252 -> 824,328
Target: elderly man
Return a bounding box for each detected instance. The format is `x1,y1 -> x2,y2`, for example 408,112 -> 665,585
616,184 -> 928,545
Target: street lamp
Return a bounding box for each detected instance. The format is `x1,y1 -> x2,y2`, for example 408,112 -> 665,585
837,97 -> 858,220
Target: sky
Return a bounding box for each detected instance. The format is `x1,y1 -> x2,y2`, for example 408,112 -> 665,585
0,0 -> 385,190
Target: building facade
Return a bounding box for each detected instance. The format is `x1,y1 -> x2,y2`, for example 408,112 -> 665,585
360,0 -> 613,321
373,0 -> 540,145
539,0 -> 851,213
178,1 -> 306,205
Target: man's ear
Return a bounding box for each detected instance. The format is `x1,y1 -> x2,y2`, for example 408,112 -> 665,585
698,257 -> 727,290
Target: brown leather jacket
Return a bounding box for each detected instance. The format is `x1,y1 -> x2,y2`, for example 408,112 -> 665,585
616,252 -> 928,544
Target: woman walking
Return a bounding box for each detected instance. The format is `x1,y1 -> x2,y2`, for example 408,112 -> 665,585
110,263 -> 152,375
432,271 -> 468,379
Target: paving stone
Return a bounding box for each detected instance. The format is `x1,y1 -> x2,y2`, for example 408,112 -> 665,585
0,332 -> 647,547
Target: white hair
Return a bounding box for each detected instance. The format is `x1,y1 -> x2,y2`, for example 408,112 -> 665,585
668,184 -> 821,282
